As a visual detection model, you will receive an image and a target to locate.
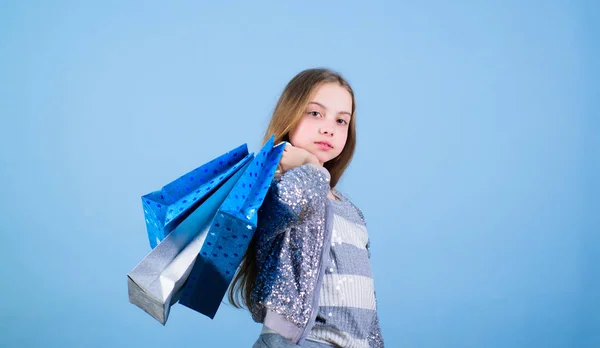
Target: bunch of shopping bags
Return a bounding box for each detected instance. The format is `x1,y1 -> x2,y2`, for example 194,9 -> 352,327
127,135 -> 285,325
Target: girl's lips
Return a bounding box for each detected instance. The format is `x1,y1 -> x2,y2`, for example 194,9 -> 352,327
315,141 -> 333,150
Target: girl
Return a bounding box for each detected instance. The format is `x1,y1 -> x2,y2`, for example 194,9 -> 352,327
228,68 -> 384,348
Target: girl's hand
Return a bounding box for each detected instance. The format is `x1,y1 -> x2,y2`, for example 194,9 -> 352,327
278,143 -> 320,173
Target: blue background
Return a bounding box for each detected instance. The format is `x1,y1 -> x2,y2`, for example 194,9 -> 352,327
1,1 -> 598,347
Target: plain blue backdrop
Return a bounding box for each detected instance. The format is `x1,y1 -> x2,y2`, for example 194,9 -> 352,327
1,1 -> 598,347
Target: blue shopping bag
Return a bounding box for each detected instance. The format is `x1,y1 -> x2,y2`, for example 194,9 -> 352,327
141,144 -> 251,249
179,135 -> 285,319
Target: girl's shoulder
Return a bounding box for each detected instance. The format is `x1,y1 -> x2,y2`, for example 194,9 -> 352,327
330,188 -> 358,206
330,188 -> 367,226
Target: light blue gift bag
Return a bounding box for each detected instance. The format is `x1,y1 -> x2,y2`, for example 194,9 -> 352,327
141,144 -> 251,249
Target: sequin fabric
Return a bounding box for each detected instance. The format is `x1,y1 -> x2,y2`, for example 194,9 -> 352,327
368,309 -> 385,347
251,164 -> 331,327
249,163 -> 384,347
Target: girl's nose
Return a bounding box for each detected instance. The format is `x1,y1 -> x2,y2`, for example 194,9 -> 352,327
319,127 -> 334,136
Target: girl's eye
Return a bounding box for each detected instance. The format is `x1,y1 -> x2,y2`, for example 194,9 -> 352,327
309,111 -> 321,117
337,119 -> 348,125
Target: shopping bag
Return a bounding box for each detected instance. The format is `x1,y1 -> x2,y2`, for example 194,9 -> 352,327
128,147 -> 253,324
142,144 -> 250,249
179,135 -> 285,319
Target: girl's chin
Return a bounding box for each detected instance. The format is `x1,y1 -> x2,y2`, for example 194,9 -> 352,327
306,150 -> 334,166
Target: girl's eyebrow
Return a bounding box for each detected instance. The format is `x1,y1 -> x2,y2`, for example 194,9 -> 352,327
308,101 -> 352,117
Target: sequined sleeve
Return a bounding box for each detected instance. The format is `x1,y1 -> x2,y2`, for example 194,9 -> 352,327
251,163 -> 332,328
271,163 -> 331,224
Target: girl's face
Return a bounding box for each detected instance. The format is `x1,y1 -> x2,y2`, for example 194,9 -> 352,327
289,82 -> 353,166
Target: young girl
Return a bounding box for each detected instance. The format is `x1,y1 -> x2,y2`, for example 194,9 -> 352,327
228,68 -> 384,348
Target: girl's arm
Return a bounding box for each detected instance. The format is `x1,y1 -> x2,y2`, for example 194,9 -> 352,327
368,299 -> 385,347
367,240 -> 385,347
252,162 -> 332,334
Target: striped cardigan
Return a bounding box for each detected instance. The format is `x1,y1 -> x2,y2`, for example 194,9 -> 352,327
250,164 -> 384,347
307,197 -> 379,347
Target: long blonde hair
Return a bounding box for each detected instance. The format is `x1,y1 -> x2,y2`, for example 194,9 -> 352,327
228,68 -> 357,309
